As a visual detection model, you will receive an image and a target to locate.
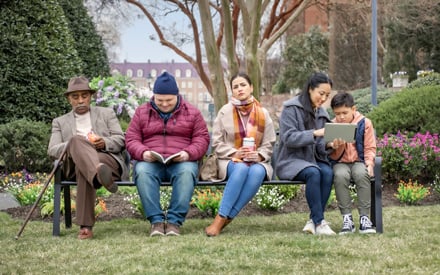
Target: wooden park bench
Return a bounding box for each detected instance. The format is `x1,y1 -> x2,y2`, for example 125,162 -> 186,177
52,147 -> 383,236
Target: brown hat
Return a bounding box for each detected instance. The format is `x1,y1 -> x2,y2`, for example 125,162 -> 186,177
65,76 -> 95,95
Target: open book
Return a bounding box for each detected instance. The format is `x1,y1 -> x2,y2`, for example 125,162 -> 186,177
150,151 -> 181,164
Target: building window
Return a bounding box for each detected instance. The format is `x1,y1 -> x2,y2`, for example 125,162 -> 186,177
126,69 -> 133,77
181,81 -> 186,88
151,69 -> 157,78
185,69 -> 191,77
187,81 -> 193,88
175,69 -> 181,78
204,92 -> 212,102
137,69 -> 143,77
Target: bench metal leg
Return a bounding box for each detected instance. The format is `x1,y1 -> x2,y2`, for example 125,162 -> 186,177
53,183 -> 61,236
372,157 -> 383,233
64,186 -> 72,228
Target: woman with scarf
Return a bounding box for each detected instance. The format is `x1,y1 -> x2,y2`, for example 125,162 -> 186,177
205,72 -> 276,237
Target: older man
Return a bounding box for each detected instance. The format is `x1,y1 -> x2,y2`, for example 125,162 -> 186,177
48,76 -> 129,240
125,71 -> 210,237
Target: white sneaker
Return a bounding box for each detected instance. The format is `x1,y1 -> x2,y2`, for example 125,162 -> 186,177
302,219 -> 315,235
315,220 -> 336,235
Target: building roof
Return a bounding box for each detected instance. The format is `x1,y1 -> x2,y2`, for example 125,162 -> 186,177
110,60 -> 201,78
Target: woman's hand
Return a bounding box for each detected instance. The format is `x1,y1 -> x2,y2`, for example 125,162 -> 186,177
232,147 -> 261,162
313,128 -> 325,137
243,151 -> 261,162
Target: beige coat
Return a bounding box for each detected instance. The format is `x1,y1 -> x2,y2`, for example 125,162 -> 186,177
47,106 -> 129,181
212,102 -> 276,180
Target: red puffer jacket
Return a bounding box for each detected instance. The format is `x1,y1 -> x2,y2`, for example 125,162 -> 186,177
125,96 -> 210,161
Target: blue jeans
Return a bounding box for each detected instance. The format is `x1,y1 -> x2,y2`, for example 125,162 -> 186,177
295,162 -> 333,225
218,161 -> 266,218
134,161 -> 198,226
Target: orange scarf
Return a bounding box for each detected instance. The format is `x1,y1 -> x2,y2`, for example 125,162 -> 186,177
231,96 -> 266,149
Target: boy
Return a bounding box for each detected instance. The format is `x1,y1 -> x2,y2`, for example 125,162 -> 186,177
329,92 -> 376,234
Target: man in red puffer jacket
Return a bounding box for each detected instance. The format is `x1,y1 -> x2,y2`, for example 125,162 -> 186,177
126,71 -> 210,237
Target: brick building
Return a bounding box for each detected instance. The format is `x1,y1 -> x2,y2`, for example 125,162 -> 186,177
110,60 -> 214,121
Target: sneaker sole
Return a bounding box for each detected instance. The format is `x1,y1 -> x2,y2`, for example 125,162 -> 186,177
339,227 -> 356,235
339,230 -> 355,235
316,232 -> 336,235
165,231 -> 180,236
359,229 -> 376,234
150,231 -> 165,237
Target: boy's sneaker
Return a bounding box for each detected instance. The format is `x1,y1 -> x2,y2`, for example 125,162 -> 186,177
315,220 -> 336,235
150,222 -> 165,237
302,219 -> 315,235
359,216 -> 376,234
339,214 -> 356,235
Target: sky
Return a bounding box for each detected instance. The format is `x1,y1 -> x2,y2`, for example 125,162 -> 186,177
117,18 -> 188,63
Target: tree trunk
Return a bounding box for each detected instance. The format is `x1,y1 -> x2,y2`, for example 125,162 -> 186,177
198,0 -> 227,113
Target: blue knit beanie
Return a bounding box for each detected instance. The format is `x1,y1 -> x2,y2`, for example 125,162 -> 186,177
153,71 -> 179,95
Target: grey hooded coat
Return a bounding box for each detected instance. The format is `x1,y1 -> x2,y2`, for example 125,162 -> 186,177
275,96 -> 331,180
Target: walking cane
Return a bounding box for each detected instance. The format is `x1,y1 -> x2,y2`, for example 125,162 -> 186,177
15,142 -> 69,240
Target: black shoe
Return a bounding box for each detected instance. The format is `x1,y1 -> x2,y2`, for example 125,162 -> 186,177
339,214 -> 355,235
359,215 -> 376,234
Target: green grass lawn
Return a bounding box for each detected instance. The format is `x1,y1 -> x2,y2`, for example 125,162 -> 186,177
1,205 -> 439,274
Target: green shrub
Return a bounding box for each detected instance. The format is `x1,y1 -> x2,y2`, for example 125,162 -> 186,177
351,87 -> 397,115
327,88 -> 397,120
0,0 -> 82,124
0,119 -> 51,173
407,72 -> 440,89
58,0 -> 110,78
367,85 -> 440,136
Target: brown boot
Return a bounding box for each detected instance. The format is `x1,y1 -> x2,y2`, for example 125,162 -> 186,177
205,214 -> 227,237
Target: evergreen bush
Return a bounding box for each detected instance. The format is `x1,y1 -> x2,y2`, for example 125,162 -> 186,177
0,119 -> 52,173
0,0 -> 111,124
368,85 -> 440,136
351,87 -> 397,115
0,0 -> 82,124
59,0 -> 110,78
407,72 -> 440,89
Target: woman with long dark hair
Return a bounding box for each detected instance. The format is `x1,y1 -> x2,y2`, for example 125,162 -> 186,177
276,72 -> 336,235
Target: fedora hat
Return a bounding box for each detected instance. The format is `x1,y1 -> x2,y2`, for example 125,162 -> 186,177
65,76 -> 95,95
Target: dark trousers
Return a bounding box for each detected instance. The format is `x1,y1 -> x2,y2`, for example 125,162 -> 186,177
63,135 -> 121,227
